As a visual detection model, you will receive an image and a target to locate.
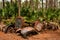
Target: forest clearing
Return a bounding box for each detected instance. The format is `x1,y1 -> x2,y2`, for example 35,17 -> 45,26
0,0 -> 60,40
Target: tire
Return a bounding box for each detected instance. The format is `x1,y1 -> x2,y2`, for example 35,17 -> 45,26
4,26 -> 15,33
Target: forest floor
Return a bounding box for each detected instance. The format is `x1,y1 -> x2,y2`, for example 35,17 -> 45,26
0,30 -> 60,40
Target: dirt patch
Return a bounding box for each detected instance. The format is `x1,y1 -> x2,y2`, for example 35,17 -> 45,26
0,30 -> 60,40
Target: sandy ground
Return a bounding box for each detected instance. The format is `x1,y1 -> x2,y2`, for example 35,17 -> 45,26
0,30 -> 60,40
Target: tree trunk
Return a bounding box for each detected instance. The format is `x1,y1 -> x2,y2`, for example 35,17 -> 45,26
2,0 -> 5,8
54,0 -> 58,8
11,0 -> 13,4
36,0 -> 38,9
59,2 -> 60,8
46,0 -> 48,9
25,0 -> 28,6
42,0 -> 43,11
49,0 -> 54,8
18,0 -> 21,16
30,0 -> 34,9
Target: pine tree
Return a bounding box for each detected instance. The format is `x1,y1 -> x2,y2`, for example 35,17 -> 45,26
2,0 -> 5,8
36,0 -> 39,9
18,0 -> 21,16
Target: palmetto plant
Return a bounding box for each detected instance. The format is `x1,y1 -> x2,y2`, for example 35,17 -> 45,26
2,1 -> 18,19
0,0 -> 60,24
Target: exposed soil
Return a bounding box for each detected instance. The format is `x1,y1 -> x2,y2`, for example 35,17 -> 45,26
0,30 -> 60,40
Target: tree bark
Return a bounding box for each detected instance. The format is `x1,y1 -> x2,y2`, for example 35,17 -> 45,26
11,0 -> 13,4
46,0 -> 48,9
18,0 -> 21,16
54,0 -> 58,8
36,0 -> 38,9
2,0 -> 5,8
59,2 -> 60,8
30,0 -> 34,9
42,0 -> 43,11
25,0 -> 28,6
48,0 -> 54,8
